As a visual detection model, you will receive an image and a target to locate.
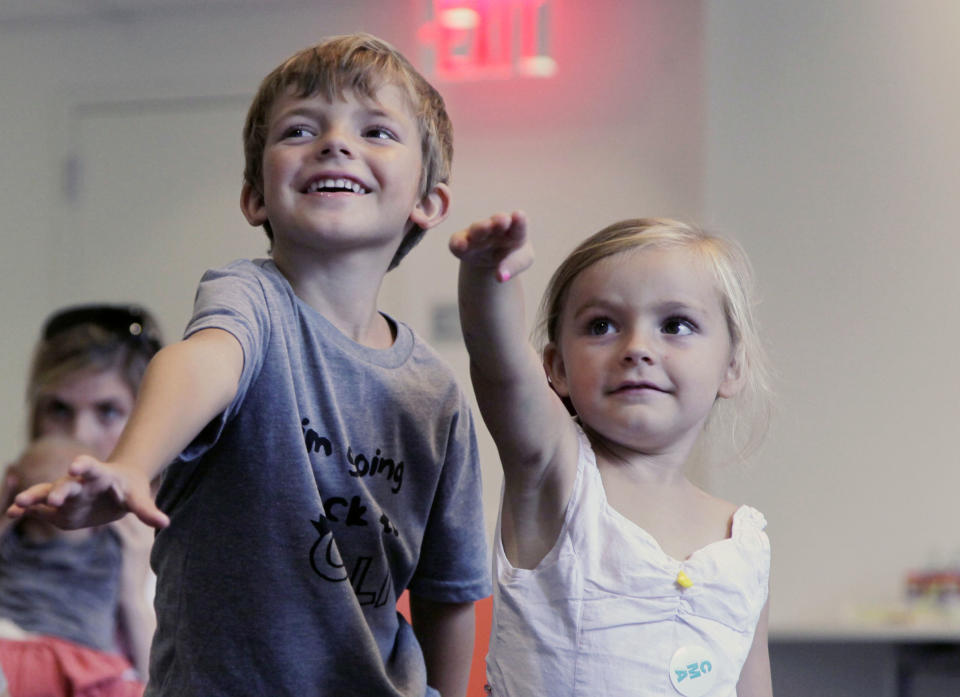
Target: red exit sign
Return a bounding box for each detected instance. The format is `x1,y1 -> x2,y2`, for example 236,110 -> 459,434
418,0 -> 556,81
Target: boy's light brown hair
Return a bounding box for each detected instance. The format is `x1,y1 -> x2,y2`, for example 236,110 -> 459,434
242,33 -> 454,269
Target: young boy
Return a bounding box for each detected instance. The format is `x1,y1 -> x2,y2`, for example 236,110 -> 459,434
9,34 -> 490,696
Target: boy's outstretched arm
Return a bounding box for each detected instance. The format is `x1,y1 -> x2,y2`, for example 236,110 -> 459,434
410,595 -> 475,697
450,213 -> 577,487
8,328 -> 243,530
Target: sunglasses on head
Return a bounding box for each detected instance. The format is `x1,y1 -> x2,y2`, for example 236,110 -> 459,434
42,304 -> 163,356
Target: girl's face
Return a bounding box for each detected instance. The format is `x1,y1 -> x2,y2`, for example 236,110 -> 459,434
545,245 -> 743,457
33,368 -> 135,461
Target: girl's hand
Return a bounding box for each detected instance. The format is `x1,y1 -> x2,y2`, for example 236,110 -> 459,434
449,211 -> 533,282
7,455 -> 169,530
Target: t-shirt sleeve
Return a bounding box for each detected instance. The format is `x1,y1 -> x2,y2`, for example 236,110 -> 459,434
177,261 -> 271,461
407,393 -> 492,603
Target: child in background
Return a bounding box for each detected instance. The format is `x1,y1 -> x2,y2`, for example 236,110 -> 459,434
6,303 -> 164,681
11,34 -> 490,696
0,436 -> 143,697
451,214 -> 773,696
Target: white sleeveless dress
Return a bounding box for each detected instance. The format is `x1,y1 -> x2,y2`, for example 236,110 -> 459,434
486,428 -> 770,697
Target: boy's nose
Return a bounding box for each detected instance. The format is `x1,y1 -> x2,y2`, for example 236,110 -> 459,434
316,128 -> 355,159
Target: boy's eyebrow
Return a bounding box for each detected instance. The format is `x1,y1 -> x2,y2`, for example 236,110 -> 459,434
271,103 -> 322,122
354,100 -> 410,124
269,101 -> 412,134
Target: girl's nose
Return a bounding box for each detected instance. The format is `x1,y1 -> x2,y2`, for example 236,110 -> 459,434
622,332 -> 655,365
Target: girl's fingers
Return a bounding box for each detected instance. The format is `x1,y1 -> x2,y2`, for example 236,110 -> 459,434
497,244 -> 535,282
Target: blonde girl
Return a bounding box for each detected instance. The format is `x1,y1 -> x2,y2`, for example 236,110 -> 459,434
451,214 -> 773,697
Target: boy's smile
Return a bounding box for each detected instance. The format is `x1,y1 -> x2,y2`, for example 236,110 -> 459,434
242,83 -> 443,267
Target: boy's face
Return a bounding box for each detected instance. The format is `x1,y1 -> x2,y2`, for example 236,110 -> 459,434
243,83 -> 447,262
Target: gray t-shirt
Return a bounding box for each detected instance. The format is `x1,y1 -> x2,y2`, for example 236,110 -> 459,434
147,259 -> 490,696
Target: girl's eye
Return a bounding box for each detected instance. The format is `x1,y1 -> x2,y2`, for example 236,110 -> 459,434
587,318 -> 616,336
662,317 -> 695,336
364,126 -> 396,140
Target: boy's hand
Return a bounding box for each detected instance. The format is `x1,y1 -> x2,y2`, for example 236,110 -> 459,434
7,455 -> 169,530
449,211 -> 533,282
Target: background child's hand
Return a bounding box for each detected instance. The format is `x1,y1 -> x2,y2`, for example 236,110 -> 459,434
449,211 -> 533,282
7,455 -> 169,530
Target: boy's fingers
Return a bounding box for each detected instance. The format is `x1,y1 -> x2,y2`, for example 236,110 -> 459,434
45,479 -> 83,507
13,482 -> 55,508
6,503 -> 24,519
6,500 -> 59,521
69,454 -> 105,478
128,492 -> 170,529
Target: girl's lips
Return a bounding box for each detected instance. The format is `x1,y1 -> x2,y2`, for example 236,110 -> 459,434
610,382 -> 667,394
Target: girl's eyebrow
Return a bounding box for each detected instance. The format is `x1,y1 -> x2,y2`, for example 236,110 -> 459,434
570,298 -> 620,320
653,299 -> 707,314
571,297 -> 708,319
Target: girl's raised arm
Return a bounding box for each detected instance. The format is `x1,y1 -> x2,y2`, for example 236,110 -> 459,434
451,213 -> 579,530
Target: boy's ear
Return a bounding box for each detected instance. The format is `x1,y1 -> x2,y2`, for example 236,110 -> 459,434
240,181 -> 268,227
543,342 -> 570,398
717,345 -> 746,399
409,182 -> 451,231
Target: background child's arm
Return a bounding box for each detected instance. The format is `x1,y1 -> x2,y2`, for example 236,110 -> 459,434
450,212 -> 578,494
8,328 -> 243,530
0,469 -> 16,540
410,595 -> 475,697
737,596 -> 772,697
113,514 -> 157,677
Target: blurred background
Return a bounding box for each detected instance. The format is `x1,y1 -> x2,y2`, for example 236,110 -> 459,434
1,1 -> 958,694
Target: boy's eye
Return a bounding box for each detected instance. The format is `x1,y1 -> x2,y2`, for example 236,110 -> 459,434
283,125 -> 315,140
662,317 -> 695,336
587,318 -> 617,336
364,125 -> 397,141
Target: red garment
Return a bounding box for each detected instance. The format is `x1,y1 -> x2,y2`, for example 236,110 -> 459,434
0,636 -> 143,697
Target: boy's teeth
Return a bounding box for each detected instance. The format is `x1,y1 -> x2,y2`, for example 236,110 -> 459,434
308,178 -> 367,194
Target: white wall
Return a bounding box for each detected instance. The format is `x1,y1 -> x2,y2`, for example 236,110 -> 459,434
9,0 -> 955,638
8,0 -> 954,646
0,1 -> 704,549
705,1 -> 960,629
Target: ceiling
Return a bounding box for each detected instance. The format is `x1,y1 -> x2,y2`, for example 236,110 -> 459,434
0,0 -> 308,26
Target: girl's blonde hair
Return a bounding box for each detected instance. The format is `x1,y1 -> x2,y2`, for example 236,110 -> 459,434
537,218 -> 773,460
